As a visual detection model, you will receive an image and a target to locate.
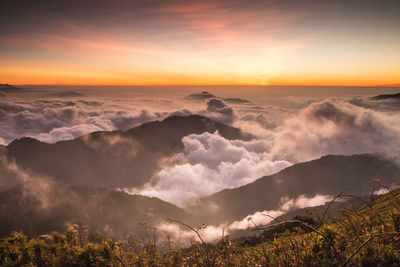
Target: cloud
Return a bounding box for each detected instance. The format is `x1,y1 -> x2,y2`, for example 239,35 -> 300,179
36,124 -> 108,143
156,194 -> 332,246
124,132 -> 291,208
0,99 -> 179,144
239,113 -> 277,130
111,109 -> 159,131
1,94 -> 253,144
2,91 -> 400,244
0,155 -> 21,190
0,90 -> 289,145
0,93 -> 268,144
2,94 -> 400,202
225,194 -> 332,232
202,98 -> 235,124
270,100 -> 400,163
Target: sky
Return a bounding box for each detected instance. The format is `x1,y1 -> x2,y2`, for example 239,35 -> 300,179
0,0 -> 399,86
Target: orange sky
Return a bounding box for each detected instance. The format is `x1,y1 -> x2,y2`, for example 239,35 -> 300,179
0,0 -> 399,86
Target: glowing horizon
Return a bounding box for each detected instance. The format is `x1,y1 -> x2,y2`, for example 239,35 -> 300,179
1,0 -> 399,86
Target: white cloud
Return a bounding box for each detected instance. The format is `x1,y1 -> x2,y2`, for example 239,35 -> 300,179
0,99 -> 189,144
270,100 -> 400,163
123,132 -> 291,208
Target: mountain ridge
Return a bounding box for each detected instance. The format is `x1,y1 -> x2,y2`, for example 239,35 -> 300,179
5,115 -> 253,189
198,153 -> 400,224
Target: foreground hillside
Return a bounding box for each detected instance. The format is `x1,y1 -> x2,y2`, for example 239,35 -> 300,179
1,152 -> 399,240
1,186 -> 400,266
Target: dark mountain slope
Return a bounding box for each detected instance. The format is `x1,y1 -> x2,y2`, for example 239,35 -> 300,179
371,92 -> 400,100
6,115 -> 252,188
0,182 -> 188,238
200,154 -> 400,224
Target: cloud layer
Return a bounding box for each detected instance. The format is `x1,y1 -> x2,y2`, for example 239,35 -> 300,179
2,91 -> 400,210
0,93 -> 260,144
270,100 -> 400,163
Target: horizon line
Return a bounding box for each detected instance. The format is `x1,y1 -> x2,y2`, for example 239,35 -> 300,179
10,83 -> 400,87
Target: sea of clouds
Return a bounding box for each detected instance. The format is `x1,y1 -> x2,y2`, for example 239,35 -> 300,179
1,89 -> 400,208
1,88 -> 400,243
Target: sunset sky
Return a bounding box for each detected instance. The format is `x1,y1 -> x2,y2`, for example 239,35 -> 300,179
0,0 -> 399,86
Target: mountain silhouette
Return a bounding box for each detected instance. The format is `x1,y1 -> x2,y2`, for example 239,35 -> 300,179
48,90 -> 84,97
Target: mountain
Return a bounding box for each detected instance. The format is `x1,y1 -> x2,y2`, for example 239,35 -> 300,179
0,84 -> 22,92
48,90 -> 84,97
223,98 -> 251,104
371,92 -> 400,100
6,115 -> 252,189
0,182 -> 188,238
185,91 -> 252,104
198,154 -> 400,224
184,91 -> 217,100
